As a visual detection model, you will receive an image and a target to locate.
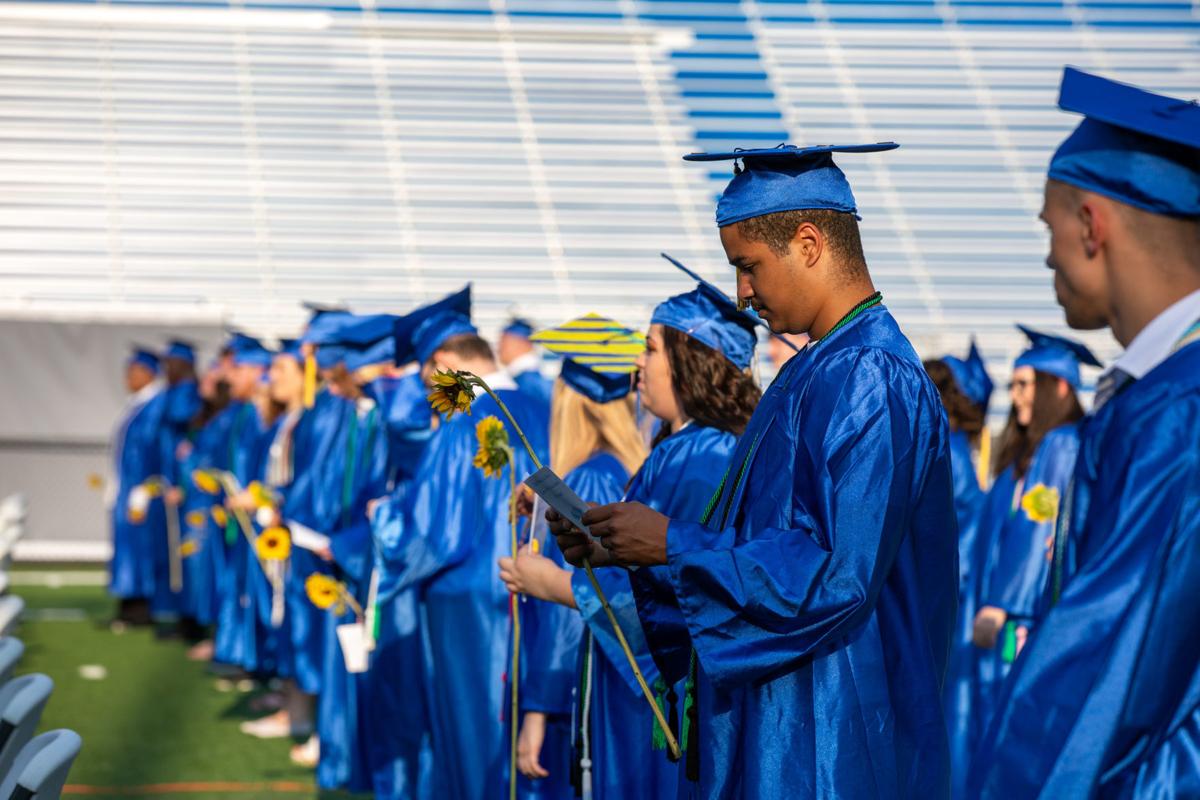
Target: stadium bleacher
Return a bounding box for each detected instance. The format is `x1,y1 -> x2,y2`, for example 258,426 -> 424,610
0,0 -> 1196,395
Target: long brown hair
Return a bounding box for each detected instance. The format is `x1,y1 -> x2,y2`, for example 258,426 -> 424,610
923,359 -> 985,444
651,326 -> 761,448
550,379 -> 647,478
995,369 -> 1083,479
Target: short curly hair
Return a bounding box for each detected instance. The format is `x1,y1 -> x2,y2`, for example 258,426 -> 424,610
737,209 -> 867,277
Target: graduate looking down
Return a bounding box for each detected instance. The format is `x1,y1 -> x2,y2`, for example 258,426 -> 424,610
550,144 -> 958,798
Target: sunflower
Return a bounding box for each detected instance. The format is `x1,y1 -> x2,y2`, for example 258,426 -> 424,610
427,370 -> 476,420
247,481 -> 277,510
1021,483 -> 1060,524
256,526 -> 292,561
193,469 -> 222,495
185,510 -> 207,528
472,416 -> 511,479
305,573 -> 341,611
142,479 -> 164,498
211,505 -> 228,528
180,539 -> 200,558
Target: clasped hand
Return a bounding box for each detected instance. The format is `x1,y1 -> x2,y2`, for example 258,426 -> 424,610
546,501 -> 669,568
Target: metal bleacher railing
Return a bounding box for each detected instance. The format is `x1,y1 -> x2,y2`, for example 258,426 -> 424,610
0,0 -> 1196,397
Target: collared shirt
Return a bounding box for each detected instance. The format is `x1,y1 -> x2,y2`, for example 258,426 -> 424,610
473,369 -> 518,397
1106,288 -> 1200,380
505,351 -> 541,379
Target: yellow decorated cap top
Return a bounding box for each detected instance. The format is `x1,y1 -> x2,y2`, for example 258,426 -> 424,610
530,313 -> 645,374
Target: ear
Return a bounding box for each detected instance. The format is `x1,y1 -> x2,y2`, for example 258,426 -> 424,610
1078,197 -> 1107,259
791,222 -> 823,268
1057,377 -> 1070,399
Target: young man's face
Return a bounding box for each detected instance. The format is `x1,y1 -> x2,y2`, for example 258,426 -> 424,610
719,221 -> 814,335
1041,180 -> 1111,331
125,363 -> 156,393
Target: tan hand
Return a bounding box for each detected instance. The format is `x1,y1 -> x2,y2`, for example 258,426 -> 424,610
517,712 -> 549,779
973,605 -> 1008,649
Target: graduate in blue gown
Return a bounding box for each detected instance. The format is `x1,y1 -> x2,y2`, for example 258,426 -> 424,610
211,335 -> 271,674
924,341 -> 993,798
149,340 -> 203,622
969,69 -> 1200,799
501,318 -> 555,414
968,327 -> 1092,748
371,297 -> 550,800
502,298 -> 760,799
552,143 -> 958,799
109,347 -> 165,625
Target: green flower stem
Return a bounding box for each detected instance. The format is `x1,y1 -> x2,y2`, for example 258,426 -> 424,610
505,452 -> 520,800
469,374 -> 681,760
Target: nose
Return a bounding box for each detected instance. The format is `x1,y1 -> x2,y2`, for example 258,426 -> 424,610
736,272 -> 753,306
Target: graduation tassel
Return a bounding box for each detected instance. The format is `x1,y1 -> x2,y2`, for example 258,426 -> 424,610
976,425 -> 992,488
303,351 -> 317,409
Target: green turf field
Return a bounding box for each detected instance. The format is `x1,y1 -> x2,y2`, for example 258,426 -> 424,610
10,567 -> 370,799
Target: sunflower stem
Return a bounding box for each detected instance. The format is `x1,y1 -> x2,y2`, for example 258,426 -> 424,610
507,459 -> 520,800
465,374 -> 679,760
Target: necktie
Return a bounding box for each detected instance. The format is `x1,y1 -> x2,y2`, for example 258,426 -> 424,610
1092,367 -> 1134,411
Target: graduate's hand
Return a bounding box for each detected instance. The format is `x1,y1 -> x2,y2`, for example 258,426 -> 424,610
973,605 -> 1007,649
366,496 -> 385,522
517,711 -> 549,779
513,485 -> 535,519
164,487 -> 184,507
584,502 -> 669,567
546,507 -> 612,569
226,490 -> 257,512
498,545 -> 576,607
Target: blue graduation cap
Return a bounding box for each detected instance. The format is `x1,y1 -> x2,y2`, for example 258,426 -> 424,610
229,333 -> 273,368
302,301 -> 349,323
503,318 -> 535,339
278,337 -> 303,361
560,358 -> 632,404
344,336 -> 395,372
128,346 -> 160,374
391,286 -> 473,366
1050,68 -> 1200,217
683,143 -> 900,227
301,311 -> 357,346
1014,324 -> 1102,390
661,253 -> 800,358
164,339 -> 195,363
651,285 -> 758,371
943,339 -> 994,414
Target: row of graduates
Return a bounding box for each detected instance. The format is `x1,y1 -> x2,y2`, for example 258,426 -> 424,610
106,63 -> 1200,800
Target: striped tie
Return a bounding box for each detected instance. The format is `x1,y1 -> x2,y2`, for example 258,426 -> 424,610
1092,367 -> 1134,411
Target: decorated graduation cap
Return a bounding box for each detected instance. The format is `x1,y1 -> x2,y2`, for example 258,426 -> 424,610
943,339 -> 994,414
652,285 -> 758,370
391,286 -> 473,367
1014,324 -> 1102,390
660,252 -> 800,358
164,339 -> 195,363
502,318 -> 536,340
684,143 -> 899,227
1050,67 -> 1200,217
531,314 -> 644,404
229,333 -> 273,368
128,346 -> 160,374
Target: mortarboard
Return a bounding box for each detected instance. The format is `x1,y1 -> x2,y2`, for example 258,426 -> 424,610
164,339 -> 195,364
943,339 -> 994,414
502,318 -> 536,339
391,286 -> 473,366
684,143 -> 899,227
1014,324 -> 1102,390
560,358 -> 632,404
1050,67 -> 1200,218
128,347 -> 160,374
530,314 -> 644,373
652,286 -> 758,370
229,333 -> 273,368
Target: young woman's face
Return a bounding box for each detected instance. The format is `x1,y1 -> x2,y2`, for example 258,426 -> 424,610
1009,365 -> 1036,427
268,355 -> 304,406
635,324 -> 683,425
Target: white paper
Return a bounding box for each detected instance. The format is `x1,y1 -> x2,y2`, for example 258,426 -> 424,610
286,519 -> 332,552
336,622 -> 370,673
525,466 -> 592,538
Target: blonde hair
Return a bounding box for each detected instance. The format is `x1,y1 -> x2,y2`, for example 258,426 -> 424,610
550,378 -> 647,479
